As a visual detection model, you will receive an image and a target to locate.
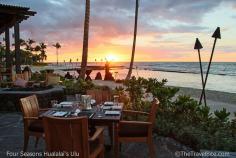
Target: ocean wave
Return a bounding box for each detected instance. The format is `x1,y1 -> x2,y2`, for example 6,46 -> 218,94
134,67 -> 236,76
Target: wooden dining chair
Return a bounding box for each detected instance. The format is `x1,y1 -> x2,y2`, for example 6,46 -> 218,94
87,89 -> 114,144
43,116 -> 104,158
115,98 -> 160,158
87,89 -> 112,105
20,95 -> 47,151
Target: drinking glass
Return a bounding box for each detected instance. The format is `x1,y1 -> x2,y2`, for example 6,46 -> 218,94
75,94 -> 81,103
86,95 -> 92,109
97,104 -> 104,118
51,100 -> 58,108
81,95 -> 92,109
113,95 -> 119,106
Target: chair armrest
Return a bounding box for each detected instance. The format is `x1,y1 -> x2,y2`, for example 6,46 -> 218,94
119,120 -> 152,126
89,127 -> 104,142
23,117 -> 39,120
122,110 -> 149,117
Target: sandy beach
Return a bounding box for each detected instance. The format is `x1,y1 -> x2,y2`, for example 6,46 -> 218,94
177,87 -> 236,105
177,87 -> 236,119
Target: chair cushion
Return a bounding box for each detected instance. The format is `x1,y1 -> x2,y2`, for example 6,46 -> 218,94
119,123 -> 148,137
28,120 -> 44,133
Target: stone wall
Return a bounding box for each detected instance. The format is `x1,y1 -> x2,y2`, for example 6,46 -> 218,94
0,87 -> 66,111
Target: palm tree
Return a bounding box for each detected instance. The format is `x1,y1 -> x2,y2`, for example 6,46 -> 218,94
76,58 -> 79,67
79,0 -> 90,79
34,45 -> 41,63
26,39 -> 35,52
126,0 -> 139,80
39,42 -> 47,62
18,39 -> 32,64
53,42 -> 61,66
24,39 -> 36,63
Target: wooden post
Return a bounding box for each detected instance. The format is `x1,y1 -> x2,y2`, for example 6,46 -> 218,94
5,27 -> 11,68
14,22 -> 21,73
199,27 -> 221,104
194,38 -> 207,106
197,49 -> 207,106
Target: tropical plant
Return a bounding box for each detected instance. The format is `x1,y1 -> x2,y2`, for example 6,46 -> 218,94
20,38 -> 47,64
62,78 -> 94,95
25,38 -> 36,52
126,0 -> 139,80
2,38 -> 48,65
53,42 -> 61,65
0,42 -> 4,66
80,0 -> 90,79
34,45 -> 41,61
124,76 -> 145,110
118,76 -> 236,151
39,42 -> 47,62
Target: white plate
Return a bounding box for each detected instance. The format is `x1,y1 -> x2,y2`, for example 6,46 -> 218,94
102,106 -> 111,110
104,102 -> 114,106
52,111 -> 68,117
60,101 -> 74,105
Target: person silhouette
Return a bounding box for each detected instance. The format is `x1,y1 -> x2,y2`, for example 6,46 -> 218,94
65,72 -> 72,79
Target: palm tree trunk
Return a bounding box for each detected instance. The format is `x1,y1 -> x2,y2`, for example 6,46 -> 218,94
80,0 -> 90,79
126,0 -> 139,80
56,49 -> 58,66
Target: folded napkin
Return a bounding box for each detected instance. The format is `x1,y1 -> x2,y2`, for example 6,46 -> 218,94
59,101 -> 74,107
111,106 -> 122,110
60,101 -> 74,105
105,111 -> 120,115
102,106 -> 122,110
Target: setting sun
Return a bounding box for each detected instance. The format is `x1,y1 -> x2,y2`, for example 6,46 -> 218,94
105,52 -> 121,62
105,54 -> 118,62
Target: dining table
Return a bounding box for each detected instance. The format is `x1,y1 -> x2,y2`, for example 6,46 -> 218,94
40,101 -> 123,157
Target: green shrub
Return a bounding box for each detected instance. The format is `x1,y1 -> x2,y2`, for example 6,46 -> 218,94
122,76 -> 236,152
30,72 -> 46,81
62,79 -> 112,95
62,79 -> 95,95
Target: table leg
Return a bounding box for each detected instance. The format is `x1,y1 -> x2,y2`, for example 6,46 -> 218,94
89,122 -> 96,137
109,122 -> 113,146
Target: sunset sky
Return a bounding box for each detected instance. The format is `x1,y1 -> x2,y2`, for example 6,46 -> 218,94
1,0 -> 236,62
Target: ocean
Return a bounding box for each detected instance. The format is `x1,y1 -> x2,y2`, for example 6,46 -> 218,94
32,62 -> 236,93
127,62 -> 236,76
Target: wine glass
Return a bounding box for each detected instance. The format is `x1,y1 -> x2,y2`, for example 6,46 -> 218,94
75,94 -> 81,103
113,95 -> 119,106
51,100 -> 58,108
96,104 -> 104,118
